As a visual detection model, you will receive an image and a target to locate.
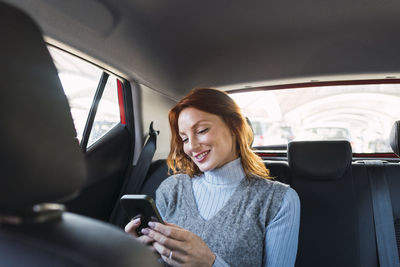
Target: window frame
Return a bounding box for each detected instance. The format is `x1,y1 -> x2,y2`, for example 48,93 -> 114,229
47,44 -> 134,153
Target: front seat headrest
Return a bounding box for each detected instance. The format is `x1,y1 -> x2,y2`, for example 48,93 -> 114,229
0,3 -> 86,215
288,140 -> 352,180
390,120 -> 400,157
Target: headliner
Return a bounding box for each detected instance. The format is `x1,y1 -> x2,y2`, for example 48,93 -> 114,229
6,0 -> 400,98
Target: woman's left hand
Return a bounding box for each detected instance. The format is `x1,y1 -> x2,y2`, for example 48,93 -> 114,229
141,221 -> 216,267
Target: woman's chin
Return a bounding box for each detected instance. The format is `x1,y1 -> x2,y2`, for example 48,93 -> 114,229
197,162 -> 216,173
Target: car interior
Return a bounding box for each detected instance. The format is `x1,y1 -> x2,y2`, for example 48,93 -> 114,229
1,0 -> 400,266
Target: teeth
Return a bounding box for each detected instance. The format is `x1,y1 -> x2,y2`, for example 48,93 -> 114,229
195,151 -> 208,160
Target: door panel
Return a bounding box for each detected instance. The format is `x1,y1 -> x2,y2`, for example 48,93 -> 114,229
64,124 -> 132,221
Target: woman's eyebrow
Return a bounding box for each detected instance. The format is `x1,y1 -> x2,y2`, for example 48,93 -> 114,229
192,120 -> 210,128
179,120 -> 210,135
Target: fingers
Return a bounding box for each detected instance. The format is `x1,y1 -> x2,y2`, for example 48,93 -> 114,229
145,222 -> 215,267
153,241 -> 173,258
137,233 -> 156,246
148,222 -> 186,241
154,242 -> 184,265
125,218 -> 141,237
165,221 -> 180,228
160,254 -> 179,267
142,227 -> 183,252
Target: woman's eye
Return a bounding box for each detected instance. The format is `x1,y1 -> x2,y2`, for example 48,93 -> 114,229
198,128 -> 209,134
182,138 -> 188,143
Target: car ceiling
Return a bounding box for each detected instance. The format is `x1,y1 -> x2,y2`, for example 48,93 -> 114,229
6,0 -> 400,99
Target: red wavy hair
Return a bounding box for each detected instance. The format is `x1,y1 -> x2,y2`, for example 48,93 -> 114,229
167,88 -> 271,179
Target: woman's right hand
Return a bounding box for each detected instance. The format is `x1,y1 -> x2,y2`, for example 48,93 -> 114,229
125,217 -> 156,252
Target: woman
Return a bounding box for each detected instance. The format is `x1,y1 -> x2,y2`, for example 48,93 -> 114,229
126,88 -> 300,267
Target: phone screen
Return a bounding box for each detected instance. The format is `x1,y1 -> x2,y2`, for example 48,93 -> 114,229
120,194 -> 164,236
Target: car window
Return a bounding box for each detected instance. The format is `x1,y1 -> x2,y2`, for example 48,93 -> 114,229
229,83 -> 400,153
48,46 -> 122,146
87,77 -> 120,147
49,46 -> 102,141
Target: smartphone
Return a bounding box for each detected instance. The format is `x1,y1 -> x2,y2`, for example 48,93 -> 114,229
120,194 -> 164,236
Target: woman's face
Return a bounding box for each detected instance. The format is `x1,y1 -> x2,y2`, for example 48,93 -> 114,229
178,107 -> 238,172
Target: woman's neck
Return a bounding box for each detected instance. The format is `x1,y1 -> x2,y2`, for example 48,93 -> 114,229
203,158 -> 245,185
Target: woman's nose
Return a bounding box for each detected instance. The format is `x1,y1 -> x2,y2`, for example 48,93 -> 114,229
187,138 -> 200,152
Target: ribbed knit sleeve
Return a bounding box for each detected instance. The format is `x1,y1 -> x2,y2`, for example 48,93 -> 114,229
264,187 -> 300,267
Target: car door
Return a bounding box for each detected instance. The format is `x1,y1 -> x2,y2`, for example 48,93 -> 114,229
49,46 -> 135,222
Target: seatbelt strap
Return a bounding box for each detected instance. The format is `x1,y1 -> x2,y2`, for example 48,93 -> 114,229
365,160 -> 400,267
124,121 -> 159,194
109,122 -> 159,226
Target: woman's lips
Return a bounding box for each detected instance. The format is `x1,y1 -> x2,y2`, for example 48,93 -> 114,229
194,150 -> 210,163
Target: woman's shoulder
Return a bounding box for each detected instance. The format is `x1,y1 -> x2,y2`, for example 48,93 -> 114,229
248,176 -> 295,205
157,173 -> 191,191
282,187 -> 300,208
249,175 -> 290,191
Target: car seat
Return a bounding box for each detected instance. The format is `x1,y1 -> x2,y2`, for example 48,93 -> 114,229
0,3 -> 159,266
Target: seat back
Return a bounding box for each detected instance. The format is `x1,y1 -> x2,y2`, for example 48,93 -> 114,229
288,140 -> 358,267
0,3 -> 159,266
352,120 -> 400,266
265,160 -> 291,184
386,121 -> 400,260
0,2 -> 85,215
352,160 -> 400,267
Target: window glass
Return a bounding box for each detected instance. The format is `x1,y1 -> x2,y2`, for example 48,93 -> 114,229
48,46 -> 102,141
229,84 -> 400,153
87,77 -> 120,147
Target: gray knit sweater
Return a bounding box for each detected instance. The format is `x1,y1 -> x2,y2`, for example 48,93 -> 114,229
156,173 -> 289,267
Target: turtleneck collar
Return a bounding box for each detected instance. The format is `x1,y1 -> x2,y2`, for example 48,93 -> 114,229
203,157 -> 245,185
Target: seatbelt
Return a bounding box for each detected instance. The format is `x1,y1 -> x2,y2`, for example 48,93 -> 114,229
109,122 -> 159,226
364,160 -> 400,267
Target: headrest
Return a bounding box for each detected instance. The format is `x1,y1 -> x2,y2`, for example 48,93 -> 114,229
288,141 -> 352,180
0,3 -> 86,215
245,117 -> 254,146
390,121 -> 400,157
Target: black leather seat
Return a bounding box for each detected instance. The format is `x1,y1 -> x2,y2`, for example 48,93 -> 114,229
387,121 -> 400,261
0,3 -> 159,266
288,131 -> 400,267
352,121 -> 400,266
288,140 -> 358,267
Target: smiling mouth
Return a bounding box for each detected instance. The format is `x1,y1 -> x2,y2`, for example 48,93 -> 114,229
194,150 -> 210,162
